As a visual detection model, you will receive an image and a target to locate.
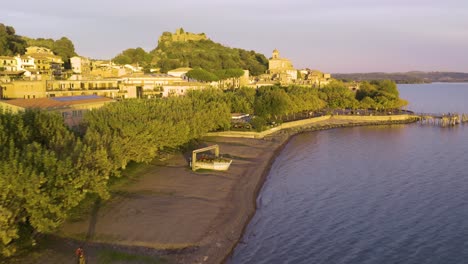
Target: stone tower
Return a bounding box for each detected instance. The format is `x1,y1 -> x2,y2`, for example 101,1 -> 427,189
272,49 -> 280,59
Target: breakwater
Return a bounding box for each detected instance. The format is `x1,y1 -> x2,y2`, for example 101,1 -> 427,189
417,112 -> 468,126
208,114 -> 418,139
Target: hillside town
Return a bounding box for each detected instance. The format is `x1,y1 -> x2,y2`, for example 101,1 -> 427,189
0,29 -> 332,123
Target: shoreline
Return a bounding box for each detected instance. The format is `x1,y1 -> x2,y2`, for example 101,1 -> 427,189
4,115 -> 418,264
218,115 -> 419,264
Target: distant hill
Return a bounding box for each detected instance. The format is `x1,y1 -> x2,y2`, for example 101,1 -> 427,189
333,72 -> 468,83
113,28 -> 269,75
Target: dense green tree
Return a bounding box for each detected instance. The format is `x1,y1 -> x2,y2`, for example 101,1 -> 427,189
285,86 -> 326,113
112,47 -> 152,67
151,39 -> 268,75
356,80 -> 407,109
0,24 -> 27,56
320,80 -> 359,109
254,87 -> 293,120
226,87 -> 256,114
22,37 -> 54,50
0,110 -> 110,256
186,68 -> 219,82
23,36 -> 77,69
52,37 -> 77,69
214,68 -> 244,79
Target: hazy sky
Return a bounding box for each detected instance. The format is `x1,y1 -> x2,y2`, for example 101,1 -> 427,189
3,0 -> 468,73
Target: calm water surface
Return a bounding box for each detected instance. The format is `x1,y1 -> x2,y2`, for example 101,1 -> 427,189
229,83 -> 468,264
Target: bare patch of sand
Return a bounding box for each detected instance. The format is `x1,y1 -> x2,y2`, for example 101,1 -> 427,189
54,137 -> 285,264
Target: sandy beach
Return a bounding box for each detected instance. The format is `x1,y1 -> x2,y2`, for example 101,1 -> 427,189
3,116 -> 417,264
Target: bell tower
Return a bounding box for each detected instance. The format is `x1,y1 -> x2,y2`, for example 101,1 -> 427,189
272,49 -> 280,59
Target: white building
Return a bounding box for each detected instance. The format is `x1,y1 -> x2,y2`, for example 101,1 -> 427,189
70,56 -> 91,74
15,55 -> 36,72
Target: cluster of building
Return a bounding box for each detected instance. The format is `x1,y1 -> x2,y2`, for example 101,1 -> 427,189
0,46 -> 64,78
0,45 -> 332,126
251,49 -> 332,88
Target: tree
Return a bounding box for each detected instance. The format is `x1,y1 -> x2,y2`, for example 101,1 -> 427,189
112,47 -> 152,67
227,87 -> 256,114
0,24 -> 27,56
23,36 -> 77,69
320,81 -> 359,109
255,87 -> 293,120
356,80 -> 407,110
186,68 -> 219,82
0,110 -> 111,257
52,37 -> 77,69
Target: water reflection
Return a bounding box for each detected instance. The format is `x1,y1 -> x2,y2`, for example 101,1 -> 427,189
229,83 -> 468,264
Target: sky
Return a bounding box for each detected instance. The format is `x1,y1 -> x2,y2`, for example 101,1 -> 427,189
2,0 -> 468,73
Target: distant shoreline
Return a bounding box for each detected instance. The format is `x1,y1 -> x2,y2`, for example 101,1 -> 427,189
333,72 -> 468,84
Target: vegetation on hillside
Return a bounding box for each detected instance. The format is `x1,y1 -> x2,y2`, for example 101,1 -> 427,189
112,30 -> 268,76
152,38 -> 268,75
23,36 -> 77,69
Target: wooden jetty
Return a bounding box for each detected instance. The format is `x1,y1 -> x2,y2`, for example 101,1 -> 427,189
418,112 -> 468,127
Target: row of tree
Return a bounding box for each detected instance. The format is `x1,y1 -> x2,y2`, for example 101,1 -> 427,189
0,90 -> 230,257
185,68 -> 245,82
225,80 -> 407,123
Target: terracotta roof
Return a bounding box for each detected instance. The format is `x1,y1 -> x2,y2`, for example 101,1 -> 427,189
28,53 -> 62,61
0,56 -> 16,60
168,67 -> 192,72
1,96 -> 113,110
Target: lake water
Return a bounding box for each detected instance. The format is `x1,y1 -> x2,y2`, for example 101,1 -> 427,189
228,83 -> 468,264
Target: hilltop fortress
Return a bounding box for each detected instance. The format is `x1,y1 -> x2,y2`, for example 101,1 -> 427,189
158,28 -> 207,45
